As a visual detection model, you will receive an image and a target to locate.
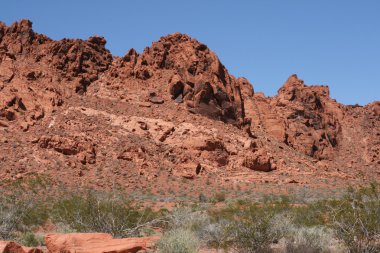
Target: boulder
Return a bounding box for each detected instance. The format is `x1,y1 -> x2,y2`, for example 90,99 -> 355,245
242,149 -> 274,172
0,241 -> 24,253
0,241 -> 42,253
45,233 -> 159,253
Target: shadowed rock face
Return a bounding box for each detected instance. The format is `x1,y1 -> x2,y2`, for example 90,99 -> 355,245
270,74 -> 342,160
0,240 -> 43,253
125,32 -> 250,123
0,20 -> 379,191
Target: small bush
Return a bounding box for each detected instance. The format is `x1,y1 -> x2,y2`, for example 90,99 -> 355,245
166,207 -> 209,232
201,219 -> 234,250
0,207 -> 20,240
225,203 -> 276,252
0,192 -> 48,240
52,189 -> 159,238
17,232 -> 44,247
328,183 -> 380,252
156,228 -> 200,253
212,192 -> 226,203
285,226 -> 334,253
269,212 -> 295,241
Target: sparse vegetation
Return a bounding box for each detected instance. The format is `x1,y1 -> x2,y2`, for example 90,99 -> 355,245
328,183 -> 380,253
52,189 -> 162,238
0,176 -> 164,241
0,177 -> 379,252
0,181 -> 49,240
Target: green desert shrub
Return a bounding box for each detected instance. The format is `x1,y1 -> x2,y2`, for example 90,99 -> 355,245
51,189 -> 159,238
0,191 -> 49,240
327,183 -> 380,253
200,219 -> 234,250
223,203 -> 277,252
291,201 -> 328,227
165,206 -> 235,250
156,228 -> 200,253
269,212 -> 295,241
284,226 -> 335,253
167,207 -> 209,231
17,232 -> 45,247
0,202 -> 23,240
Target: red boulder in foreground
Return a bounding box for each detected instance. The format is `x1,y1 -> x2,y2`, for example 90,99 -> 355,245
0,241 -> 42,253
45,233 -> 159,253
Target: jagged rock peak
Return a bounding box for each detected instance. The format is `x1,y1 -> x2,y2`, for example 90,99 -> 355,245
282,74 -> 304,87
0,19 -> 51,54
157,32 -> 201,44
87,35 -> 107,47
277,74 -> 331,103
136,32 -> 217,73
7,19 -> 33,34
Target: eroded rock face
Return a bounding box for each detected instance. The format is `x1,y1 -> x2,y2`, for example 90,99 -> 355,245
0,19 -> 50,56
49,36 -> 112,93
248,75 -> 342,160
274,75 -> 342,159
38,135 -> 96,164
130,33 -> 252,123
0,20 -> 112,131
0,19 -> 379,193
367,101 -> 380,117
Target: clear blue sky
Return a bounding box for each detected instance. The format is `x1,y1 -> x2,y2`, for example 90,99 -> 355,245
2,1 -> 379,105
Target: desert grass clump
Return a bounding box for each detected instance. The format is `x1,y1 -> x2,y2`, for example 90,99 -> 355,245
156,228 -> 200,253
165,207 -> 208,231
284,226 -> 336,253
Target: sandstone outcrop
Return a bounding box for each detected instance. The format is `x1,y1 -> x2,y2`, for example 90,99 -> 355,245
254,74 -> 342,160
45,233 -> 158,253
0,241 -> 42,253
0,19 -> 379,195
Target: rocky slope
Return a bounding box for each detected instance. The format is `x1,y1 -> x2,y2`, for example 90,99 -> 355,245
0,20 -> 379,197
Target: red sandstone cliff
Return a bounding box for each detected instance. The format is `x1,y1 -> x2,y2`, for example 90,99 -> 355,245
0,20 -> 379,192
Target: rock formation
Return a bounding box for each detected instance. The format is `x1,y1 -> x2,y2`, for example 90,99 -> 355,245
45,233 -> 158,253
0,233 -> 158,253
0,241 -> 43,253
0,19 -> 379,194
